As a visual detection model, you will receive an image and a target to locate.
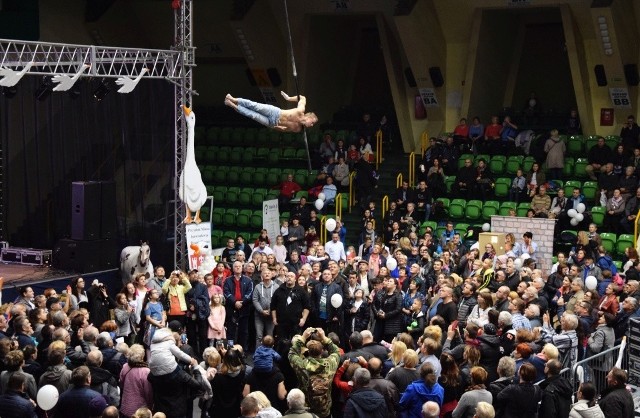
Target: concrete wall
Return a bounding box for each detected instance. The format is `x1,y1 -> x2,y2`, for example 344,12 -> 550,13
490,215 -> 555,276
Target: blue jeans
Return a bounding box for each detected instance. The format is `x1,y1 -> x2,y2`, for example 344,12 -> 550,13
237,98 -> 281,127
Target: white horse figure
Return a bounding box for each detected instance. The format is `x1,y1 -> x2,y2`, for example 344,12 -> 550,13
120,242 -> 154,284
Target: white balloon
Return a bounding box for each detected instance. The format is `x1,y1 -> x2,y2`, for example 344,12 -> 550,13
37,385 -> 59,411
318,192 -> 326,201
314,199 -> 324,210
514,258 -> 523,271
585,275 -> 597,290
386,257 -> 398,271
330,293 -> 343,308
575,213 -> 584,222
570,218 -> 579,226
577,203 -> 586,214
325,218 -> 337,232
567,209 -> 577,218
482,223 -> 491,232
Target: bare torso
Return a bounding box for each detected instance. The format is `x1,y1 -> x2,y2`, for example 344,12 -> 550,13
276,108 -> 304,132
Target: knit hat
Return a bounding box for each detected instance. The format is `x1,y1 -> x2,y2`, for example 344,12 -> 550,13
483,323 -> 498,335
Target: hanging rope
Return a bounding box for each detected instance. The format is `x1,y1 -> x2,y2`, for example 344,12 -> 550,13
283,0 -> 312,172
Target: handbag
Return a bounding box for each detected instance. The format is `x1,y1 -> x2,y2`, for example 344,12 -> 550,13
142,323 -> 156,346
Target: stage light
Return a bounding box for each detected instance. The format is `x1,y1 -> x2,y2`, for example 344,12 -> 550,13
93,79 -> 111,101
35,76 -> 53,101
1,86 -> 17,99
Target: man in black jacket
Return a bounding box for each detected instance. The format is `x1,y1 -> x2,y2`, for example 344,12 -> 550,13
343,368 -> 386,418
367,357 -> 399,418
0,373 -> 37,418
185,271 -> 211,357
599,367 -> 635,418
539,359 -> 572,418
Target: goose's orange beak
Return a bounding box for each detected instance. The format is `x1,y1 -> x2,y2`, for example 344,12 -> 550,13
183,105 -> 191,116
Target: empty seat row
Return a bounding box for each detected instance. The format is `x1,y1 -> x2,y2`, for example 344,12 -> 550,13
194,145 -> 310,165
202,166 -> 317,189
206,186 -> 280,209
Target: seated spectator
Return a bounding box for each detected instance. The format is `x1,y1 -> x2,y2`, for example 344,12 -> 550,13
332,157 -> 350,189
605,189 -> 625,233
530,185 -> 551,218
318,134 -> 336,163
509,169 -> 527,204
500,116 -> 518,152
468,117 -> 484,154
525,163 -> 546,198
426,159 -> 446,199
474,159 -> 493,201
482,116 -> 502,154
440,136 -> 459,176
272,173 -> 301,212
586,137 -> 613,181
395,180 -> 416,212
598,163 -> 618,201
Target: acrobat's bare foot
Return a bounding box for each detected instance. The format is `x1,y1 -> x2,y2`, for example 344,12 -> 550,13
224,95 -> 238,111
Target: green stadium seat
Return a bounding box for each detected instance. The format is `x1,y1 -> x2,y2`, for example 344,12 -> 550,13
605,135 -> 620,150
201,167 -> 215,183
211,230 -> 223,248
489,155 -> 506,175
614,260 -> 622,270
227,170 -> 240,185
482,201 -> 500,221
475,154 -> 490,165
295,149 -> 308,161
516,202 -> 530,217
230,147 -> 243,164
244,128 -> 258,143
506,156 -> 524,175
599,233 -> 617,254
223,230 -> 237,242
499,201 -> 517,216
217,147 -> 231,164
562,158 -> 574,177
564,180 -> 582,191
212,187 -> 226,205
231,128 -> 245,144
225,187 -> 240,206
267,150 -> 280,164
494,178 -> 511,198
445,176 -> 456,193
213,169 -> 227,184
574,158 -> 589,178
582,181 -> 598,201
268,131 -> 282,144
420,221 -> 438,235
239,167 -> 256,185
449,199 -> 467,219
250,210 -> 263,229
236,209 -> 252,228
219,127 -> 232,144
253,168 -> 267,187
211,208 -> 225,226
238,188 -> 252,207
265,170 -> 280,187
252,189 -> 267,207
465,200 -> 483,220
455,223 -> 470,234
616,234 -> 635,256
567,136 -> 583,156
282,148 -> 296,161
585,136 -> 599,151
223,209 -> 238,227
522,156 -> 537,173
256,147 -> 270,160
436,197 -> 450,209
205,147 -> 217,163
590,206 -> 605,227
206,127 -> 220,143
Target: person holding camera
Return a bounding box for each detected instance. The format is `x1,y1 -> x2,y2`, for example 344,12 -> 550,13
86,280 -> 116,330
620,115 -> 640,154
288,327 -> 341,418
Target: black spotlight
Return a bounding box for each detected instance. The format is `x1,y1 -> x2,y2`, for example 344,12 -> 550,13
1,86 -> 17,99
35,76 -> 53,101
93,79 -> 111,101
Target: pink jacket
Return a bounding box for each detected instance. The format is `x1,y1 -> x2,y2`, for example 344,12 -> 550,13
208,306 -> 226,339
119,364 -> 154,417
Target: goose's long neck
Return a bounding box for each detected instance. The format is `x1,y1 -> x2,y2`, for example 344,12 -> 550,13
186,121 -> 195,159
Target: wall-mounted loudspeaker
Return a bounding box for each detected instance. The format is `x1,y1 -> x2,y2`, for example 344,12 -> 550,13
594,65 -> 607,87
404,67 -> 417,88
245,68 -> 257,86
428,67 -> 444,87
624,64 -> 639,86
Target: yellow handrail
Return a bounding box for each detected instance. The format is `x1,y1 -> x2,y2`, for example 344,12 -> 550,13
335,193 -> 343,221
382,195 -> 389,220
634,209 -> 640,249
396,173 -> 403,188
421,130 -> 429,156
348,171 -> 356,213
376,129 -> 383,170
409,152 -> 416,187
320,216 -> 327,243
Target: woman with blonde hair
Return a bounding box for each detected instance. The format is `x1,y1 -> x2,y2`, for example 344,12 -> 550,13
119,344 -> 153,418
246,390 -> 283,418
383,340 -> 407,376
386,348 -> 420,393
161,270 -> 192,326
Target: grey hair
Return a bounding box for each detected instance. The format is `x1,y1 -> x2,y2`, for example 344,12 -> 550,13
96,332 -> 112,348
526,304 -> 540,317
474,401 -> 495,418
571,277 -> 584,289
360,330 -> 373,341
497,356 -> 516,378
126,344 -> 146,363
287,388 -> 306,410
353,367 -> 371,387
421,401 -> 440,418
626,297 -> 639,309
562,313 -> 579,330
82,326 -> 99,343
498,311 -> 512,326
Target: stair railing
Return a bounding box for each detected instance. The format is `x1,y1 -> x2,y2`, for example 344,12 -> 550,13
409,152 -> 416,187
420,130 -> 429,156
382,195 -> 389,220
375,129 -> 383,170
396,173 -> 403,188
335,193 -> 343,221
348,171 -> 356,213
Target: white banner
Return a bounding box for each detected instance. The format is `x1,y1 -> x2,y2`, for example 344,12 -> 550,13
263,199 -> 281,243
418,87 -> 439,107
259,87 -> 278,105
186,222 -> 212,270
609,87 -> 632,109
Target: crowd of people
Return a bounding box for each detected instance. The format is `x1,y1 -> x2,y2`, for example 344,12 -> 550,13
0,205 -> 639,418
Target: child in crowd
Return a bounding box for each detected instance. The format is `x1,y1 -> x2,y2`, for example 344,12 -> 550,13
252,335 -> 281,372
207,294 -> 226,344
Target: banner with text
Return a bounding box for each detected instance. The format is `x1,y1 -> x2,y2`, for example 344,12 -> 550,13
418,88 -> 439,107
609,87 -> 632,109
263,199 -> 280,244
186,222 -> 212,270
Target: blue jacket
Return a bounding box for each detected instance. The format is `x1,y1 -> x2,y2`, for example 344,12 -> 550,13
55,386 -> 108,418
223,275 -> 254,317
312,281 -> 344,321
0,390 -> 37,418
186,281 -> 211,320
398,379 -> 444,418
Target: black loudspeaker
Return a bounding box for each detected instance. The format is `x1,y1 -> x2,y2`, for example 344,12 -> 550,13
267,68 -> 282,87
100,181 -> 116,239
428,66 -> 444,87
404,67 -> 417,88
245,68 -> 257,87
594,65 -> 607,86
624,64 -> 640,86
54,238 -> 117,272
71,182 -> 101,241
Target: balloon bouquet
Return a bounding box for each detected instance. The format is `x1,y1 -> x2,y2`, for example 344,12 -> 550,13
567,203 -> 587,227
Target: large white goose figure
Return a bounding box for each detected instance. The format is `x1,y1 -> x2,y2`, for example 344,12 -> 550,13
52,64 -> 91,91
115,68 -> 148,93
178,106 -> 207,224
0,61 -> 34,87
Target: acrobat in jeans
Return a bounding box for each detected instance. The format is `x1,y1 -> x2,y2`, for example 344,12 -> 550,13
225,92 -> 317,133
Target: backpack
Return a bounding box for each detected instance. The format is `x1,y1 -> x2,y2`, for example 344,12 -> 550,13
308,373 -> 331,412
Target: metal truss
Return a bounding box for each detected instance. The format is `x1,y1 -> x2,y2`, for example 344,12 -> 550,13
0,39 -> 185,80
173,0 -> 194,270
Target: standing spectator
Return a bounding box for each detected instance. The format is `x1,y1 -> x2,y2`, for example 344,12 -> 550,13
453,157 -> 477,200
544,129 -> 566,180
586,137 -> 614,181
398,362 -> 444,418
185,272 -> 211,357
0,373 -> 37,418
207,349 -> 246,418
283,389 -> 315,418
368,357 -> 399,418
271,271 -> 310,341
620,115 -> 640,154
223,261 -> 254,349
119,344 -> 153,418
569,382 -> 605,418
325,232 -> 346,262
319,134 -> 336,163
343,368 -> 387,418
377,278 -> 404,343
273,173 -> 301,212
539,359 -> 572,418
253,266 -> 279,347
55,366 -> 108,418
586,312 -> 616,392
162,271 -> 192,326
452,367 -> 492,418
497,362 -> 542,418
288,327 -> 340,418
599,368 -> 635,418
542,312 -> 579,370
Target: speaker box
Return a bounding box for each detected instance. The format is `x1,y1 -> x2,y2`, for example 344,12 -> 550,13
267,68 -> 282,87
71,182 -> 101,241
54,238 -> 116,272
404,67 -> 417,88
100,181 -> 116,239
625,64 -> 639,86
428,66 -> 444,87
594,65 -> 607,87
